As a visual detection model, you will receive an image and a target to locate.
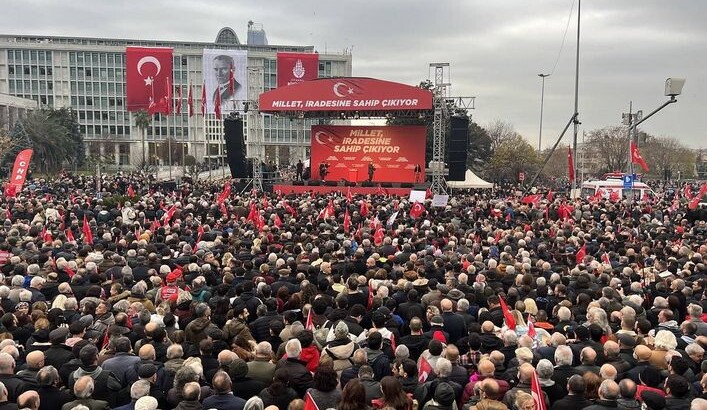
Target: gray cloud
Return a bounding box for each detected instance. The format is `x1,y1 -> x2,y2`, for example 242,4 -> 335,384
3,0 -> 705,148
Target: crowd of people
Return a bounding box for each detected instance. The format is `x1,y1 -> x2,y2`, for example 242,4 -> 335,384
0,171 -> 705,410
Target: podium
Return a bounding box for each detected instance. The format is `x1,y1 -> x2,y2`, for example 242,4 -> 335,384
348,169 -> 358,183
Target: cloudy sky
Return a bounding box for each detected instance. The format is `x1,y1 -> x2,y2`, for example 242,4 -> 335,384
5,0 -> 706,148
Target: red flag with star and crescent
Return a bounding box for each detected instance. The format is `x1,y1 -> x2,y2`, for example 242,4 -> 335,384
630,141 -> 649,172
187,82 -> 194,117
126,47 -> 173,113
201,82 -> 207,116
576,243 -> 587,264
273,214 -> 282,228
360,201 -> 369,217
82,215 -> 93,245
567,147 -> 575,182
531,371 -> 547,410
214,85 -> 222,119
343,208 -> 351,232
499,296 -> 516,330
410,202 -> 425,219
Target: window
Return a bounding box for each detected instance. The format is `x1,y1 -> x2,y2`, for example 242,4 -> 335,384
85,68 -> 91,77
23,66 -> 30,75
47,67 -> 52,76
8,66 -> 14,75
86,97 -> 93,106
40,96 -> 47,105
39,67 -> 45,75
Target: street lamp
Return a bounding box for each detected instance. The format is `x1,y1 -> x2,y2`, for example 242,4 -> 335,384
538,73 -> 551,151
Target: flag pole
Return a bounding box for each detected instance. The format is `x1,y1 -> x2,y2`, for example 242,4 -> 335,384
168,108 -> 172,180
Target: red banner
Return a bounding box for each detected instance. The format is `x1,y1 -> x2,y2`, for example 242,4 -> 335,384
277,52 -> 319,88
126,47 -> 173,113
311,126 -> 426,183
5,149 -> 33,197
260,77 -> 434,112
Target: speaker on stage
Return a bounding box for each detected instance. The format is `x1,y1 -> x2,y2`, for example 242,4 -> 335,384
324,181 -> 338,187
292,180 -> 304,186
361,181 -> 374,187
448,116 -> 469,181
224,118 -> 248,178
309,180 -> 321,186
401,183 -> 413,188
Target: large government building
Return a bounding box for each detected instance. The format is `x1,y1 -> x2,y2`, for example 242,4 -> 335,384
0,24 -> 352,168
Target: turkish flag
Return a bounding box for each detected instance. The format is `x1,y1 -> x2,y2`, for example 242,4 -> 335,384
410,202 -> 425,219
630,141 -> 649,172
609,190 -> 620,202
531,371 -> 547,410
418,356 -> 433,383
305,309 -> 313,331
284,202 -> 297,217
521,194 -> 542,205
346,186 -> 353,202
499,296 -> 516,330
567,146 -> 575,182
214,84 -> 222,119
127,185 -> 135,197
546,190 -> 554,203
277,52 -> 319,87
527,313 -> 536,338
343,208 -> 351,232
601,252 -> 611,265
688,183 -> 707,210
304,392 -> 319,410
373,227 -> 385,245
576,243 -> 586,264
65,229 -> 75,242
273,213 -> 282,229
684,184 -> 694,200
360,201 -> 369,217
201,82 -> 207,116
175,85 -> 182,115
187,82 -> 194,117
82,215 -> 93,245
217,182 -> 231,204
126,47 -> 173,113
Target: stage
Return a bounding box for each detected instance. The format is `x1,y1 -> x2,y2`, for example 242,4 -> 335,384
273,183 -> 424,196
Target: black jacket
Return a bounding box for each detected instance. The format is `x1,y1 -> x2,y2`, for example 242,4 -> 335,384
398,334 -> 430,361
37,386 -> 73,410
550,394 -> 593,410
0,374 -> 27,402
44,345 -> 75,371
442,312 -> 467,345
249,311 -> 282,342
277,358 -> 313,397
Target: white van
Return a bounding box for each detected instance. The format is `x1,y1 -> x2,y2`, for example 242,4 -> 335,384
581,178 -> 655,201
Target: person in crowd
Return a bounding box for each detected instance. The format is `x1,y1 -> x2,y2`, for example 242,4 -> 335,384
259,368 -> 299,410
305,364 -> 341,410
372,376 -> 413,410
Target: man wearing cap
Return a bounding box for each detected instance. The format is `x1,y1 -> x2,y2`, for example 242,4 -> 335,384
44,327 -> 74,371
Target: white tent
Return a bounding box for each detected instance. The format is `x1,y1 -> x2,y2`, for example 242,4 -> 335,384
446,170 -> 493,189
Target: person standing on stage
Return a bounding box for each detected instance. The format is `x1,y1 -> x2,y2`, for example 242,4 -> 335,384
296,160 -> 304,181
414,164 -> 422,183
320,162 -> 329,180
368,162 -> 376,182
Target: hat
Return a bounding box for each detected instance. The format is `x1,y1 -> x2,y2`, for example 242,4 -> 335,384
431,315 -> 443,326
49,327 -> 69,342
616,333 -> 636,348
14,301 -> 29,311
334,321 -> 349,339
229,358 -> 249,378
412,278 -> 429,288
434,382 -> 455,406
166,269 -> 182,283
69,321 -> 86,335
377,307 -> 392,319
79,315 -> 94,328
447,289 -> 464,301
138,363 -> 157,379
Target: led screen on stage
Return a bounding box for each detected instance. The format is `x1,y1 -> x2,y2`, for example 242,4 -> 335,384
311,125 -> 426,183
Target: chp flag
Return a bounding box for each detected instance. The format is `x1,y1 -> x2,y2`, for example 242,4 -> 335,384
125,47 -> 173,113
277,52 -> 319,87
202,49 -> 248,115
5,149 -> 33,197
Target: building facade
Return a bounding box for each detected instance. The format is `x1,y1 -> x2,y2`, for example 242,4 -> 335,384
0,25 -> 352,169
0,93 -> 36,133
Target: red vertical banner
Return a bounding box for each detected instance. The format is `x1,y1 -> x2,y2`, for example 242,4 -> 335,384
277,52 -> 319,88
310,126 -> 426,183
567,147 -> 575,182
5,149 -> 33,197
125,47 -> 173,113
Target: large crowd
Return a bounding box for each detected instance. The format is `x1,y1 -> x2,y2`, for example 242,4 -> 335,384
0,172 -> 705,410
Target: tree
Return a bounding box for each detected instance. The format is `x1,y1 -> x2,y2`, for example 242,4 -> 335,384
467,121 -> 493,173
49,107 -> 84,169
487,134 -> 540,182
640,136 -> 696,180
585,126 -> 629,174
4,109 -> 83,174
134,110 -> 151,166
485,120 -> 518,153
540,145 -> 571,181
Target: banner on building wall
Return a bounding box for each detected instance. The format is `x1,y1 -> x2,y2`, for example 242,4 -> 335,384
277,52 -> 319,88
202,49 -> 248,115
125,47 -> 173,113
311,126 -> 426,183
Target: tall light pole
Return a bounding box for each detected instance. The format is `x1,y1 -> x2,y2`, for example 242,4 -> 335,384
538,73 -> 550,151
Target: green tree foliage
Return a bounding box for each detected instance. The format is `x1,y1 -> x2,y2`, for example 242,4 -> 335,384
487,134 -> 541,182
3,108 -> 83,174
134,109 -> 151,166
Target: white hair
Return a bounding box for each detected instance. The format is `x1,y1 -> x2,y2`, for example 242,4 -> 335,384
654,330 -> 678,350
285,338 -> 302,359
435,358 -> 452,378
554,345 -> 573,366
